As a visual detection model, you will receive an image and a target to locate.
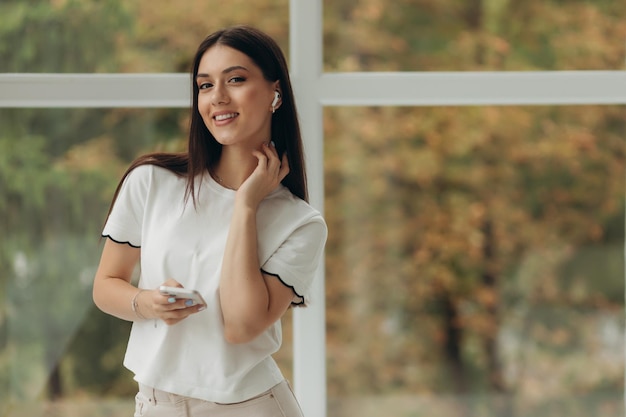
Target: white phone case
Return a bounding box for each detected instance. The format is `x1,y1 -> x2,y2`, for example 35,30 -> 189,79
159,286 -> 207,307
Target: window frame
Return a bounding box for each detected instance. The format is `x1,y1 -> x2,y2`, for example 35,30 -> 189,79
0,2 -> 625,416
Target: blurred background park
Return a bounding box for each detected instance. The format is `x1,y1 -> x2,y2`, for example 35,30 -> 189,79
1,0 -> 625,416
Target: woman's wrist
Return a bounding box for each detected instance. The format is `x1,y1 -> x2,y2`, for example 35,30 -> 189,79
131,289 -> 148,320
234,192 -> 261,212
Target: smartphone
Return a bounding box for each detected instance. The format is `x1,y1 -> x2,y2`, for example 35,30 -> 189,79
159,286 -> 207,307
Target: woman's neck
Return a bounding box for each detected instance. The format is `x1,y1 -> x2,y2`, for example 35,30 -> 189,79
212,145 -> 260,190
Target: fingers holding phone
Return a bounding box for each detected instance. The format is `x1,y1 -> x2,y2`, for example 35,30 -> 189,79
156,285 -> 206,325
159,286 -> 206,307
134,282 -> 205,325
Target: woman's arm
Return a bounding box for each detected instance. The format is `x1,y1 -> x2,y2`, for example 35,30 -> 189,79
93,239 -> 203,325
93,239 -> 143,321
219,143 -> 294,344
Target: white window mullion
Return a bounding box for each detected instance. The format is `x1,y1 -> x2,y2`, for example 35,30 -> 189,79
1,71 -> 625,108
0,73 -> 189,108
289,1 -> 326,417
317,71 -> 626,106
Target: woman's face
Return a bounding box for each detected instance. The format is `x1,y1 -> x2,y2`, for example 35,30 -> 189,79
196,45 -> 279,149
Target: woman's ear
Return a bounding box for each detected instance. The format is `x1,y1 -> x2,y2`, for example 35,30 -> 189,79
271,90 -> 282,113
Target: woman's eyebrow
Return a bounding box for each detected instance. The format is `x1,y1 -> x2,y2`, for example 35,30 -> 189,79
197,65 -> 249,79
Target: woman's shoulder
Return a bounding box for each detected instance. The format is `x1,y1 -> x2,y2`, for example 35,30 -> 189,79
266,186 -> 325,225
126,162 -> 185,184
122,152 -> 188,182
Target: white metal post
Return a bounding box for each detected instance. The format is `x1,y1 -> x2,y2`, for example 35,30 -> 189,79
289,1 -> 327,417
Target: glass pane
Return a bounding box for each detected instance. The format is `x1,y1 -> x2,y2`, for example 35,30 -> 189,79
0,108 -> 293,414
325,105 -> 626,417
0,0 -> 289,73
323,0 -> 626,71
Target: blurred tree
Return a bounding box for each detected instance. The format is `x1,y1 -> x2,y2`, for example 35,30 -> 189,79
322,0 -> 625,416
323,0 -> 626,71
121,0 -> 289,72
0,0 -> 131,73
0,0 -> 156,404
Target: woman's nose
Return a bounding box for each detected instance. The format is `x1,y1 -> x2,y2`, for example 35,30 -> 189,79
211,85 -> 229,105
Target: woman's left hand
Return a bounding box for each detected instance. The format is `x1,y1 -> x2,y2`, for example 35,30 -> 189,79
237,142 -> 289,209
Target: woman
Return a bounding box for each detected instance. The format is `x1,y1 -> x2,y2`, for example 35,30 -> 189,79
93,25 -> 327,416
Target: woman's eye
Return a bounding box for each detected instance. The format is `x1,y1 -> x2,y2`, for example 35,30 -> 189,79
199,82 -> 212,90
229,76 -> 245,83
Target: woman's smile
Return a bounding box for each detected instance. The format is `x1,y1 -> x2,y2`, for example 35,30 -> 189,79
214,112 -> 239,122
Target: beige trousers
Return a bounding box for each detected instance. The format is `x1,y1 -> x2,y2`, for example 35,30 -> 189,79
134,380 -> 304,417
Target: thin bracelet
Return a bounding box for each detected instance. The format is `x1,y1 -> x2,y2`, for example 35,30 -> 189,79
131,289 -> 147,320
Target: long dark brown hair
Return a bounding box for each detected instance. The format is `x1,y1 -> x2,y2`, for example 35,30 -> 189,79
106,26 -> 308,220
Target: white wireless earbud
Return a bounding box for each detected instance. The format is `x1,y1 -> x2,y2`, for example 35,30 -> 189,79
271,91 -> 280,108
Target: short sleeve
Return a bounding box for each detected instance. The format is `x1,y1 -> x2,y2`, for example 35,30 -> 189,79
101,165 -> 151,248
261,218 -> 327,306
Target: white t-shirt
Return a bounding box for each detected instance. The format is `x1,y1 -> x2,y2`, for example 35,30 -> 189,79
102,164 -> 327,403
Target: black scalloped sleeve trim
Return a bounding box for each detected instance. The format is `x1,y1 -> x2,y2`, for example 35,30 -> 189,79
260,269 -> 305,307
102,234 -> 141,249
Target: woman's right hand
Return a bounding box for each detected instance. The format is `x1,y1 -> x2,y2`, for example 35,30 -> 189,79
139,279 -> 205,325
236,141 -> 289,210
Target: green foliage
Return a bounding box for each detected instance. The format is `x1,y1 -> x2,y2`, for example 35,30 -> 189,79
64,307 -> 135,396
0,0 -> 132,72
324,102 -> 625,415
0,1 -> 185,408
323,0 -> 626,71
